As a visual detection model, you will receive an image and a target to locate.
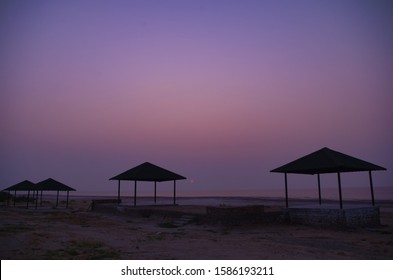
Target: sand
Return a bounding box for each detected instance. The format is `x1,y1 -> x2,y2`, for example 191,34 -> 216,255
0,198 -> 392,260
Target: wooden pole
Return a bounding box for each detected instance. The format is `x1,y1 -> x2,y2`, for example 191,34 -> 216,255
317,174 -> 322,205
27,190 -> 30,208
369,170 -> 375,206
173,180 -> 176,205
154,181 -> 157,204
134,181 -> 137,207
285,173 -> 288,208
66,191 -> 70,208
56,191 -> 59,208
337,172 -> 343,209
117,180 -> 121,203
35,191 -> 38,209
40,190 -> 43,206
7,191 -> 10,206
14,190 -> 16,207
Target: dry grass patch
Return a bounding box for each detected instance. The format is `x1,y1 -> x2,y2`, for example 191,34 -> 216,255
44,239 -> 120,259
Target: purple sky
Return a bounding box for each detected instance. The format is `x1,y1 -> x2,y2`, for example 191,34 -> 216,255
1,0 -> 392,198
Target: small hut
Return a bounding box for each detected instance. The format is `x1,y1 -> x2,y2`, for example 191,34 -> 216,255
110,162 -> 186,206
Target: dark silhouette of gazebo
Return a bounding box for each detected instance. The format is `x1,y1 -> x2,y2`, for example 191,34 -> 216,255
35,178 -> 76,208
270,147 -> 386,209
2,180 -> 36,207
109,162 -> 187,206
2,178 -> 75,208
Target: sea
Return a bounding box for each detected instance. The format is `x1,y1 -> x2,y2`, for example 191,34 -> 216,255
4,186 -> 392,208
70,186 -> 393,208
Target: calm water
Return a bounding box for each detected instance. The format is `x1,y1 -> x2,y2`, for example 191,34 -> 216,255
7,186 -> 392,207
82,185 -> 393,204
115,195 -> 392,207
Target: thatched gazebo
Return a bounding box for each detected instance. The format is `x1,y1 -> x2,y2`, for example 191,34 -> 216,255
270,147 -> 386,209
109,162 -> 186,206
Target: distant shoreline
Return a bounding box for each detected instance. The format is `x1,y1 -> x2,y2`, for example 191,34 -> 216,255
3,193 -> 392,208
67,195 -> 393,207
10,193 -> 392,203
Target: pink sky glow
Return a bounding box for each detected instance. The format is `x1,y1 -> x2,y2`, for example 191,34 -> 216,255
1,0 -> 392,199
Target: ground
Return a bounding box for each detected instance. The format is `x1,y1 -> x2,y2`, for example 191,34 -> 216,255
0,200 -> 392,260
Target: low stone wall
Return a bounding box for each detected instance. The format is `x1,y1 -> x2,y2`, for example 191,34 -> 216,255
206,205 -> 265,225
343,207 -> 380,227
287,206 -> 380,227
92,203 -> 207,221
90,199 -> 121,211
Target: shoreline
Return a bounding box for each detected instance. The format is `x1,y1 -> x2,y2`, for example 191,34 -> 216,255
2,195 -> 393,211
20,194 -> 393,203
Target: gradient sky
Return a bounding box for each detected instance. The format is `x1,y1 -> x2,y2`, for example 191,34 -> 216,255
1,0 -> 392,199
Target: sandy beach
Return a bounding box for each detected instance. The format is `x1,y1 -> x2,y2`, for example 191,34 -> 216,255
1,197 -> 392,260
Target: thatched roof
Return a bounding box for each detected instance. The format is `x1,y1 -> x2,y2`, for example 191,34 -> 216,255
270,147 -> 386,175
109,162 -> 186,182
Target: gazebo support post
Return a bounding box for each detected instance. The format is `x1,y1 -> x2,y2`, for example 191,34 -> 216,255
317,174 -> 322,205
284,173 -> 288,208
7,191 -> 10,206
56,191 -> 59,208
35,191 -> 38,209
369,170 -> 375,206
134,181 -> 137,207
337,172 -> 343,209
26,190 -> 30,208
173,180 -> 176,205
40,190 -> 43,206
117,180 -> 121,204
14,190 -> 16,207
66,191 -> 70,208
154,181 -> 157,204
